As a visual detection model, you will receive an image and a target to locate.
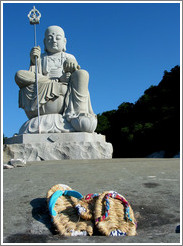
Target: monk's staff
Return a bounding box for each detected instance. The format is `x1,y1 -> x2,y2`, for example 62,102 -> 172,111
28,6 -> 41,133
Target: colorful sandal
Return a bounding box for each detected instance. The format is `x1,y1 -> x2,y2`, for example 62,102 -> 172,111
94,191 -> 137,236
47,184 -> 93,236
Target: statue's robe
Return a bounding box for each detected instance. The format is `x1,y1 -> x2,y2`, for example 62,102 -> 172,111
18,51 -> 95,120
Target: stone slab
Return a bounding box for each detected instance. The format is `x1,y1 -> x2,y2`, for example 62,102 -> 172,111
3,158 -> 180,243
4,133 -> 113,161
4,132 -> 106,144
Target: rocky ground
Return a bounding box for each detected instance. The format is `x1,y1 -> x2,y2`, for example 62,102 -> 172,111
3,158 -> 180,244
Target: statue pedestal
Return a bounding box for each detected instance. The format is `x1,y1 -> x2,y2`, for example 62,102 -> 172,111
4,132 -> 113,161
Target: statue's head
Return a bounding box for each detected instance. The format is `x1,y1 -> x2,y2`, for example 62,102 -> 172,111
44,25 -> 67,53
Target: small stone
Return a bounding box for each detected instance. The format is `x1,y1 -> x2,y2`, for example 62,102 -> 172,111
134,212 -> 141,219
3,164 -> 14,169
9,159 -> 26,167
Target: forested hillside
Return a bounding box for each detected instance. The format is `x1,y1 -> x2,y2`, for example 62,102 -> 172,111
96,65 -> 180,158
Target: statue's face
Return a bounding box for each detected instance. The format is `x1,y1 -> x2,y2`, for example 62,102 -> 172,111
44,26 -> 66,53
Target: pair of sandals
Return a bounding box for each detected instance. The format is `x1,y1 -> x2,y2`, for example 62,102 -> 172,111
47,184 -> 137,236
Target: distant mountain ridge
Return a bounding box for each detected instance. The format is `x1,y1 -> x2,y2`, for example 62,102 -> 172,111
96,65 -> 180,158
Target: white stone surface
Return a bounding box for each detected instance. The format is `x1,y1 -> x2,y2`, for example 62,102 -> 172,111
19,113 -> 97,134
19,114 -> 74,134
10,25 -> 113,159
4,133 -> 113,161
5,132 -> 106,144
15,25 -> 97,133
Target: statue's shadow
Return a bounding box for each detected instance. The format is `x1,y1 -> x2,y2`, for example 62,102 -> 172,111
30,198 -> 57,235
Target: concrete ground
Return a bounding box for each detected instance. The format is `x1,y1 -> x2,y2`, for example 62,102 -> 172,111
3,158 -> 180,244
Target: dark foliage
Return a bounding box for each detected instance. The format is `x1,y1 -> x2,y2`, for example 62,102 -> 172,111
3,134 -> 7,144
96,65 -> 180,158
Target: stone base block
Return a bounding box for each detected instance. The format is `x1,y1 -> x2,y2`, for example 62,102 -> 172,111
4,133 -> 113,161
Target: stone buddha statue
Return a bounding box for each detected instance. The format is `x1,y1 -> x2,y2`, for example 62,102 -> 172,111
15,25 -> 97,134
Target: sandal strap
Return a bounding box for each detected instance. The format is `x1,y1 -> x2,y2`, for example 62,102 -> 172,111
85,193 -> 100,201
95,191 -> 133,223
49,189 -> 83,216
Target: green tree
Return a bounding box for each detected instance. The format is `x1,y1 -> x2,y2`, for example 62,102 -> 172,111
96,65 -> 180,158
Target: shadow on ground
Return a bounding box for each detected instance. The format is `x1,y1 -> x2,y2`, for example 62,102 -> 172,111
3,159 -> 180,243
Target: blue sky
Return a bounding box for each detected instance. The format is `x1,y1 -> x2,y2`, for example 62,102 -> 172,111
3,1 -> 180,138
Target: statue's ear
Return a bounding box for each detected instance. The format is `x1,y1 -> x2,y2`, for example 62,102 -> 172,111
63,37 -> 67,52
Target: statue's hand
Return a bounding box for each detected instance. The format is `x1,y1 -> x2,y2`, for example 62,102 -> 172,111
63,58 -> 80,74
30,46 -> 41,65
59,72 -> 71,83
